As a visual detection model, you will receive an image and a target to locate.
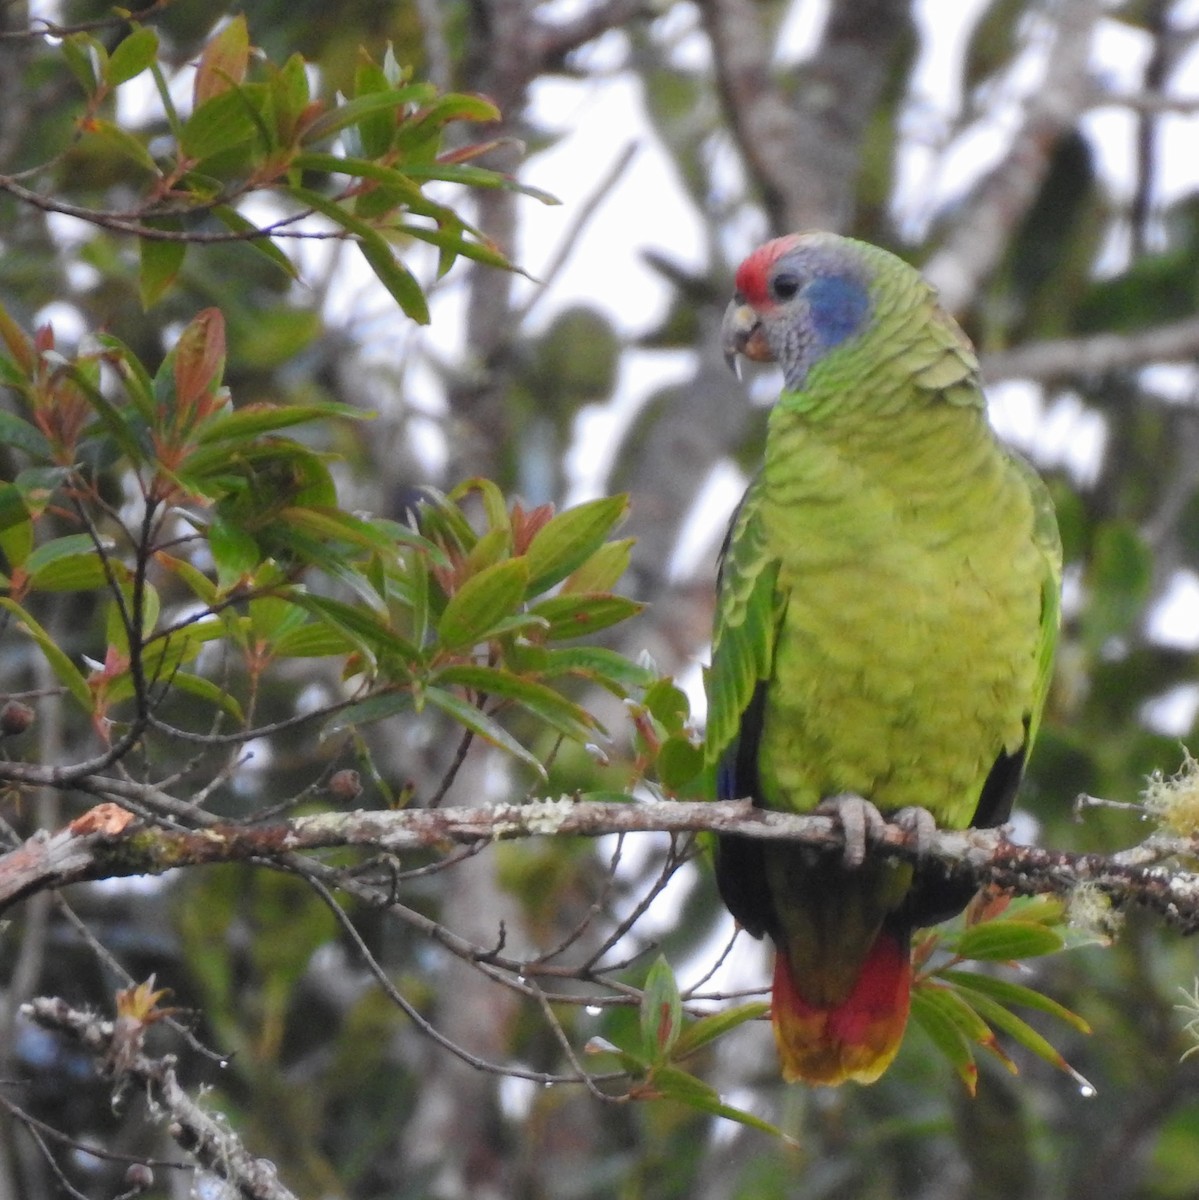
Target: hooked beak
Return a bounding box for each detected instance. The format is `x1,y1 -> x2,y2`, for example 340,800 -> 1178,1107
721,299 -> 774,377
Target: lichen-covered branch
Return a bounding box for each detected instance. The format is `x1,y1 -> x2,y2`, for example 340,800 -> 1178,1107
4,794 -> 1199,930
21,996 -> 299,1200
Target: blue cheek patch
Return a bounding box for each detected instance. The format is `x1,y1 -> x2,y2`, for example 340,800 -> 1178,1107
807,274 -> 870,348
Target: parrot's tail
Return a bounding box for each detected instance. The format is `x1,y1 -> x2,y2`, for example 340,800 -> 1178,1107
770,929 -> 912,1086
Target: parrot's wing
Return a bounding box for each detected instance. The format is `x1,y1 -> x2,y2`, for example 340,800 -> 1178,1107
969,448 -> 1063,832
704,478 -> 783,779
1017,450 -> 1063,752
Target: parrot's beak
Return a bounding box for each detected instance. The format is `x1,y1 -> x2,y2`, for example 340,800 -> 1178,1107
722,299 -> 774,377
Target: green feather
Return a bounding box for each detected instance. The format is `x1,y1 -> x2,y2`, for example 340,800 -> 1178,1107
707,232 -> 1061,1084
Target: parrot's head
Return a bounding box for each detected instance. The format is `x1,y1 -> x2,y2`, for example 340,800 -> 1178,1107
722,232 -> 874,392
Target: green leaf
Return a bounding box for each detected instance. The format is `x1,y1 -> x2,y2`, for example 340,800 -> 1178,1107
671,1002 -> 770,1059
643,677 -> 690,732
523,495 -> 629,595
436,557 -> 530,650
105,25 -> 159,87
0,411 -> 53,459
534,645 -> 656,695
26,536 -> 114,591
0,484 -> 33,569
909,985 -> 979,1095
169,671 -> 245,721
0,597 -> 92,712
140,234 -> 186,309
940,969 -> 1092,1035
84,119 -> 159,173
189,402 -> 359,453
641,1065 -> 793,1142
529,593 -> 644,640
302,85 -> 434,144
561,537 -> 634,594
433,663 -> 599,743
208,515 -> 261,588
949,920 -> 1065,962
212,206 -> 299,280
945,983 -> 1086,1080
423,685 -> 546,778
62,33 -> 104,97
325,688 -> 415,733
286,185 -> 431,323
657,735 -> 704,792
640,957 -> 683,1061
357,238 -> 430,324
180,85 -> 261,161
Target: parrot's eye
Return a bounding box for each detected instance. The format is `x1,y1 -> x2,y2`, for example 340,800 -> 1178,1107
771,272 -> 800,301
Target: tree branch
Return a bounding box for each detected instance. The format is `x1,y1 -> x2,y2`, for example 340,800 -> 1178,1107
4,796 -> 1199,930
923,0 -> 1100,314
700,0 -> 913,232
983,315 -> 1199,383
21,996 -> 299,1200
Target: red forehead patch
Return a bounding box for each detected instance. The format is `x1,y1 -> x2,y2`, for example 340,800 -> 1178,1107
734,235 -> 801,307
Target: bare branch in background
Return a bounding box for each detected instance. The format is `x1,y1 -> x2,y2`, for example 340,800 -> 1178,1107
701,0 -> 914,233
923,0 -> 1100,313
982,314 -> 1199,383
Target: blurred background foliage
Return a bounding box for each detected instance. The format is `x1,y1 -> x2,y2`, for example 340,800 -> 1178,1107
4,0 -> 1199,1197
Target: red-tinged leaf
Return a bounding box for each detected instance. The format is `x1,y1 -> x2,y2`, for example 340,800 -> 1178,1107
528,593 -> 644,640
436,557 -> 529,650
140,235 -> 186,309
173,309 -> 226,412
423,685 -> 546,778
909,986 -> 979,1096
640,957 -> 683,1061
194,15 -> 250,106
105,25 -> 158,87
950,985 -> 1093,1088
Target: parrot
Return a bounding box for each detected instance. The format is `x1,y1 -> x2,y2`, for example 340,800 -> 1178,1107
706,231 -> 1061,1086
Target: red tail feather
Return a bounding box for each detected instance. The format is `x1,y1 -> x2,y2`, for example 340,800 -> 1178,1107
771,930 -> 912,1085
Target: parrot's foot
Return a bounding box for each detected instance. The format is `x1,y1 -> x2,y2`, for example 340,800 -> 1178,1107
816,793 -> 887,869
891,806 -> 937,860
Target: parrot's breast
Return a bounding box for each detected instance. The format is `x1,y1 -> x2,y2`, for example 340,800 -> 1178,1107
756,404 -> 1043,829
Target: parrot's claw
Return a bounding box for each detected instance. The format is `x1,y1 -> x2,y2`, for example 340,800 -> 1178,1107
891,806 -> 937,861
816,792 -> 887,869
